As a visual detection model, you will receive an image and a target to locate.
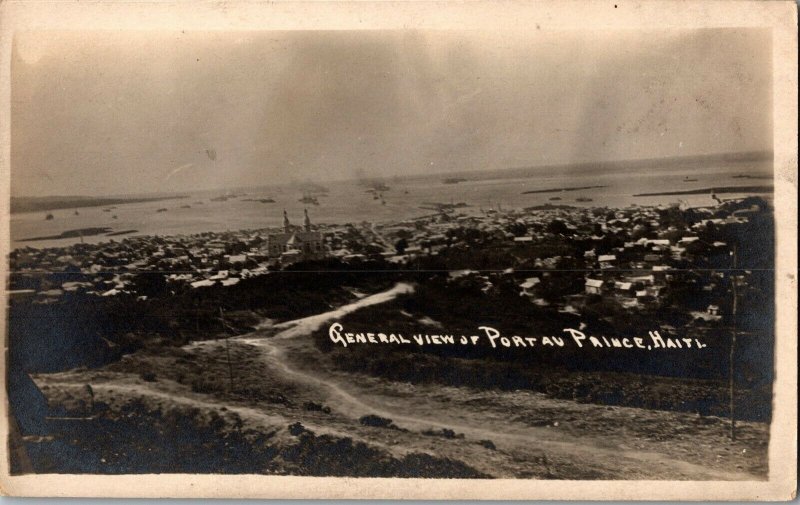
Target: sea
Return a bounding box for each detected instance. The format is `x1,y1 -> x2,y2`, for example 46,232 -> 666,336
10,160 -> 773,250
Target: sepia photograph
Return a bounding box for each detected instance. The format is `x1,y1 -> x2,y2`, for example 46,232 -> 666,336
0,0 -> 796,500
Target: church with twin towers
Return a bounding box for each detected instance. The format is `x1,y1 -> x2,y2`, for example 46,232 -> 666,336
265,209 -> 325,262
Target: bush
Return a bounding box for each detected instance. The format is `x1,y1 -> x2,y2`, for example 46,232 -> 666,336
140,371 -> 157,382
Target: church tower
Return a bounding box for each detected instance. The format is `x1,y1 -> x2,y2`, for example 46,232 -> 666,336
283,209 -> 291,233
304,208 -> 311,232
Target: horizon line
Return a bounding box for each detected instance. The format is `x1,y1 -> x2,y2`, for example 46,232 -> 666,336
12,149 -> 773,200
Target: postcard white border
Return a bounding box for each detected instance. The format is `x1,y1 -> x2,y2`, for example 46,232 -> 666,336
0,0 -> 796,500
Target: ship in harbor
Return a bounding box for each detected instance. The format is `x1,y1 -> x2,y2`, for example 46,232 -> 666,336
298,193 -> 320,205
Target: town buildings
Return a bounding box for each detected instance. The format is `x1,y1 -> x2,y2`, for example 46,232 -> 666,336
266,209 -> 325,263
8,197 -> 765,329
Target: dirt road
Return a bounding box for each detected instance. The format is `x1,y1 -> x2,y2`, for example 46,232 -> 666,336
237,282 -> 767,480
31,283 -> 769,479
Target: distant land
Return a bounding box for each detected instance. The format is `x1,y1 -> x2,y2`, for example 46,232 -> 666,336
521,185 -> 607,195
424,150 -> 773,185
633,185 -> 773,197
11,151 -> 772,205
20,227 -> 113,242
10,195 -> 186,214
20,227 -> 141,242
224,150 -> 775,197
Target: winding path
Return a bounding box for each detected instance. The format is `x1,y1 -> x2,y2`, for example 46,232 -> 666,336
239,283 -> 760,481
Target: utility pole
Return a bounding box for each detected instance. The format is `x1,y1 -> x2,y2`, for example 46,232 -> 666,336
729,244 -> 737,440
220,307 -> 234,392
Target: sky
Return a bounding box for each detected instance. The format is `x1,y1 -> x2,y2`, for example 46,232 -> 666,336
11,28 -> 772,197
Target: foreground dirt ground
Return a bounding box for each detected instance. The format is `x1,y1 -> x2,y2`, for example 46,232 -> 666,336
31,285 -> 769,479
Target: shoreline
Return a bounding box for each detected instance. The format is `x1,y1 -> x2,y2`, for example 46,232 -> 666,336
521,185 -> 607,195
11,195 -> 187,214
633,185 -> 773,197
9,196 -> 769,252
19,227 -> 141,242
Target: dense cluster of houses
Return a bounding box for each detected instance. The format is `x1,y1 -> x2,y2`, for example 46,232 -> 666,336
8,210 -> 327,302
8,199 -> 764,323
372,200 -> 763,320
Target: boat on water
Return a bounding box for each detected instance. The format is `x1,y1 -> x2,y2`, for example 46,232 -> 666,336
683,176 -> 698,182
443,177 -> 467,184
299,193 -> 320,205
419,201 -> 469,212
549,197 -> 562,201
156,208 -> 168,213
243,197 -> 276,203
575,197 -> 593,202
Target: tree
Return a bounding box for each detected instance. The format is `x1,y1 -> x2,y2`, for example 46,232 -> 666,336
132,273 -> 168,298
395,238 -> 409,255
508,222 -> 528,237
547,219 -> 569,236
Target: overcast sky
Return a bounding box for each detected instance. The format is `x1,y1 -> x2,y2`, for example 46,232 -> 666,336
12,29 -> 771,197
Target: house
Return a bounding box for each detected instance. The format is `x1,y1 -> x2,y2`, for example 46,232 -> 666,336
519,277 -> 541,297
670,246 -> 687,259
62,281 -> 92,292
598,254 -> 616,269
614,281 -> 633,293
449,269 -> 478,280
625,274 -> 655,285
226,254 -> 247,264
585,278 -> 604,294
